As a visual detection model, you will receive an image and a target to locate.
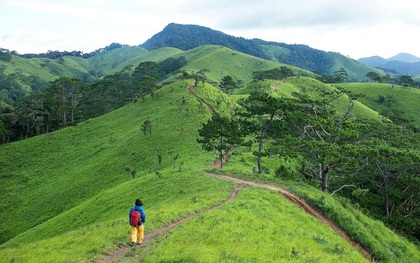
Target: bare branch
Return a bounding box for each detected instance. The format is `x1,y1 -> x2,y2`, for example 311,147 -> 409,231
331,184 -> 358,196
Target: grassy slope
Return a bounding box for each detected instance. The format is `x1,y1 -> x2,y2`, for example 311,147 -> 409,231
232,77 -> 382,122
0,45 -> 316,94
286,77 -> 382,120
0,170 -> 234,262
139,187 -> 368,263
176,45 -> 316,85
1,78 -> 419,262
0,80 -> 214,244
340,83 -> 420,128
327,52 -> 386,82
0,46 -> 149,85
0,56 -> 57,81
86,46 -> 149,75
260,44 -> 290,61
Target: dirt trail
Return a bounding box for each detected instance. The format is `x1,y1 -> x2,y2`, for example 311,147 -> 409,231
96,81 -> 372,262
97,172 -> 372,262
187,80 -> 217,114
206,172 -> 373,261
95,185 -> 242,263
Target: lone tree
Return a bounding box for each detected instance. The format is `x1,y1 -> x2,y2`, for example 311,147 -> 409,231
197,114 -> 243,168
219,75 -> 237,94
237,90 -> 296,174
141,118 -> 152,135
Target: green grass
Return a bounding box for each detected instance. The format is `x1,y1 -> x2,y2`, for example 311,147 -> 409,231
285,77 -> 382,121
208,158 -> 420,263
189,81 -> 236,116
1,77 -> 419,262
137,187 -> 368,263
288,184 -> 420,263
0,56 -> 57,81
0,170 -> 234,262
0,80 -> 217,244
341,83 -> 420,128
107,47 -> 181,74
177,45 -> 315,85
326,52 -> 386,82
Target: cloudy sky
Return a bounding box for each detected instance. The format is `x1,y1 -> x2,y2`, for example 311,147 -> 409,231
1,0 -> 419,59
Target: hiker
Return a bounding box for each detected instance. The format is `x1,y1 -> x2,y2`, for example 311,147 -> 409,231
128,198 -> 146,246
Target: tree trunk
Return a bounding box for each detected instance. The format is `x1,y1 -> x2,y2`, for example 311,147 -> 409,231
219,135 -> 224,169
71,93 -> 74,123
258,133 -> 263,174
61,87 -> 66,126
384,175 -> 390,217
320,165 -> 329,192
220,149 -> 224,169
257,113 -> 275,174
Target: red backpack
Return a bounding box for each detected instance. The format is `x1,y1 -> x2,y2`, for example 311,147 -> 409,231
130,208 -> 142,226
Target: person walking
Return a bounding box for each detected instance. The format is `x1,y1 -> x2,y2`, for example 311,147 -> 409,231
128,198 -> 146,246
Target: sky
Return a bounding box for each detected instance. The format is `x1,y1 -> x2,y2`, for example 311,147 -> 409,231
1,0 -> 419,60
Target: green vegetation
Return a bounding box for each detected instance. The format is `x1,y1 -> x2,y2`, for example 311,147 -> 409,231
139,188 -> 368,263
340,82 -> 420,129
142,23 -> 380,78
0,170 -> 233,262
1,38 -> 420,262
0,80 -> 215,244
290,183 -> 420,262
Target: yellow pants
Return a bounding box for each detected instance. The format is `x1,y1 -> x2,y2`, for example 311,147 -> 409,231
131,225 -> 144,244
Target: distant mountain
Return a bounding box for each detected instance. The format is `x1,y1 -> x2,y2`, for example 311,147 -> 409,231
358,53 -> 420,75
357,56 -> 387,67
388,53 -> 420,63
142,23 -> 378,80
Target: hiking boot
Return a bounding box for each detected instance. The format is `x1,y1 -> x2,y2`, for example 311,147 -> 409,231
131,242 -> 136,247
137,242 -> 142,246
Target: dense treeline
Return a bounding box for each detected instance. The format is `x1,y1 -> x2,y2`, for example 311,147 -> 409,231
198,82 -> 420,241
1,43 -> 126,59
365,71 -> 420,87
0,57 -> 187,143
143,23 -> 334,75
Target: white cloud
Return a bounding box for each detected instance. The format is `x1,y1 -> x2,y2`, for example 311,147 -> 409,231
0,0 -> 418,58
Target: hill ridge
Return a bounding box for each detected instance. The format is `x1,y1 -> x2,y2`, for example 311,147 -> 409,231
141,23 -> 378,78
96,173 -> 372,262
96,183 -> 242,262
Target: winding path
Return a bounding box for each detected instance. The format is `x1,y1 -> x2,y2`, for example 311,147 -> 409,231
187,80 -> 217,115
96,172 -> 372,262
95,185 -> 242,263
95,81 -> 373,262
207,172 -> 373,261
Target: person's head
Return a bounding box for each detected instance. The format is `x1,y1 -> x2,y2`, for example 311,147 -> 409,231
135,198 -> 144,206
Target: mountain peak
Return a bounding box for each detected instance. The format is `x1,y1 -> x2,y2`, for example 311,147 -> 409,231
387,53 -> 420,63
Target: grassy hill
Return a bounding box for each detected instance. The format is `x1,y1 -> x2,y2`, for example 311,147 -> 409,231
142,23 -> 384,81
1,78 -> 419,262
0,45 -> 313,104
173,45 -> 315,85
340,83 -> 420,129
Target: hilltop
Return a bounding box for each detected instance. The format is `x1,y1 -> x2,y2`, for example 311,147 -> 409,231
1,23 -> 384,86
142,23 -> 380,80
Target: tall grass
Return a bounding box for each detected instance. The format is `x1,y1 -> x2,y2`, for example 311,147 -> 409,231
288,184 -> 420,263
0,169 -> 234,262
137,187 -> 368,263
211,159 -> 420,263
341,83 -> 420,128
0,80 -> 218,244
